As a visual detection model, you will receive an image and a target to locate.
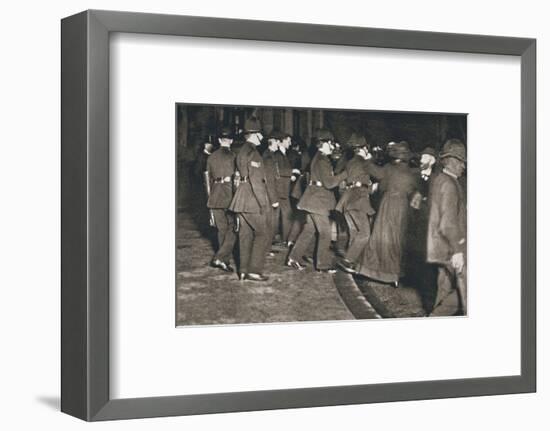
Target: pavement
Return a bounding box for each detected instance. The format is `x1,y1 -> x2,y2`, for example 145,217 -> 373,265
177,206 -> 432,325
176,210 -> 355,326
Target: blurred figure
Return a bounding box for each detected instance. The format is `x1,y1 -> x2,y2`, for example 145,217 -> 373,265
427,139 -> 467,316
286,129 -> 348,273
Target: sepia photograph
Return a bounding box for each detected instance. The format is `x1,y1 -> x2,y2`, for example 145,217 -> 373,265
176,104 -> 467,326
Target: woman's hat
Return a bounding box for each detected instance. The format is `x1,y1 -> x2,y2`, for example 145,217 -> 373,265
387,140 -> 413,161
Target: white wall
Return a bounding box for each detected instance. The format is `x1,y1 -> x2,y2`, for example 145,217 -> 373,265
0,0 -> 547,429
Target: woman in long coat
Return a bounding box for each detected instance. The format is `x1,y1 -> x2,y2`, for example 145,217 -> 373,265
357,141 -> 419,286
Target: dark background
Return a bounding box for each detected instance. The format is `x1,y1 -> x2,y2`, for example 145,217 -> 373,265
177,103 -> 467,210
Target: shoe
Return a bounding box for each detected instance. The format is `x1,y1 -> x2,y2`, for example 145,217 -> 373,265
245,273 -> 269,282
211,259 -> 234,272
337,260 -> 357,274
239,273 -> 246,281
302,256 -> 314,264
286,258 -> 306,271
317,268 -> 338,274
286,241 -> 295,248
392,281 -> 399,289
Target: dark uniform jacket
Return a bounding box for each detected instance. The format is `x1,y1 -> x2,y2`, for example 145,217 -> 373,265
426,170 -> 466,264
297,152 -> 347,216
206,147 -> 235,209
229,141 -> 271,213
335,155 -> 375,216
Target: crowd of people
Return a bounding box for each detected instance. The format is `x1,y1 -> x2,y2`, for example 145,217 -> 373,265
197,116 -> 467,316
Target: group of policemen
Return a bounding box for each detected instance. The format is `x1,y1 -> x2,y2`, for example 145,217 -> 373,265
201,116 -> 467,316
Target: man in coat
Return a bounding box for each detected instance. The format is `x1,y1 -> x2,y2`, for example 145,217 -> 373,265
427,139 -> 467,316
229,117 -> 278,282
286,129 -> 348,272
264,131 -> 294,245
335,133 -> 376,274
205,127 -> 237,272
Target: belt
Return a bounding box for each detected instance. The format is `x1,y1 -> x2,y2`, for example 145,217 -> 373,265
239,176 -> 266,183
346,181 -> 370,189
213,176 -> 231,183
308,180 -> 323,187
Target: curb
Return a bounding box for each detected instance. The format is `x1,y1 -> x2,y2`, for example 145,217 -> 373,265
332,271 -> 382,319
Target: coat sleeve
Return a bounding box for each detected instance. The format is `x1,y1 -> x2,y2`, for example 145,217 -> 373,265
365,160 -> 386,180
263,153 -> 279,205
318,157 -> 347,189
438,180 -> 466,254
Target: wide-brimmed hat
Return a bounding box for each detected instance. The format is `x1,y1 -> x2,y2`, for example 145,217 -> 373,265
439,139 -> 466,162
244,117 -> 262,133
347,133 -> 368,148
387,140 -> 413,161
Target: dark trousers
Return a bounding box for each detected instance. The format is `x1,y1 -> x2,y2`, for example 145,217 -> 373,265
288,204 -> 306,243
344,211 -> 371,263
431,265 -> 467,316
289,213 -> 333,270
238,210 -> 270,275
272,199 -> 293,242
211,209 -> 236,263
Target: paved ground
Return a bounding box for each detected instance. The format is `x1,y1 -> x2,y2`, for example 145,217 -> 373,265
176,210 -> 355,326
353,277 -> 427,318
176,197 -> 434,324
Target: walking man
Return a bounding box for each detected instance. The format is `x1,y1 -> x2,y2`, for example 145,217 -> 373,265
205,127 -> 237,272
335,133 -> 376,274
427,139 -> 467,316
229,117 -> 277,282
286,129 -> 347,272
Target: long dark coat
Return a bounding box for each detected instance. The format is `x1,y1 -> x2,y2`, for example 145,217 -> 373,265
426,170 -> 466,264
357,161 -> 419,283
274,151 -> 293,200
262,149 -> 280,205
206,147 -> 235,209
297,152 -> 347,216
229,141 -> 271,213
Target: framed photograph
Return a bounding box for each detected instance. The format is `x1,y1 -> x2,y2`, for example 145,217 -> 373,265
61,9 -> 536,421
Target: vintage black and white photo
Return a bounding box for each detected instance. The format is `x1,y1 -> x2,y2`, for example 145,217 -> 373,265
176,104 -> 467,325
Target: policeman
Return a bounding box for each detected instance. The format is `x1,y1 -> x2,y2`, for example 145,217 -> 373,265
229,117 -> 277,282
205,127 -> 237,272
335,133 -> 376,274
286,129 -> 348,272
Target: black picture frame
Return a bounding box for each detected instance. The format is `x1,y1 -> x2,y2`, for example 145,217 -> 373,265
61,9 -> 536,421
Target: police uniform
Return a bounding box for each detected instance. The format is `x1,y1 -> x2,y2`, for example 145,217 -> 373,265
288,129 -> 347,271
335,134 -> 375,269
228,118 -> 272,279
206,134 -> 237,267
